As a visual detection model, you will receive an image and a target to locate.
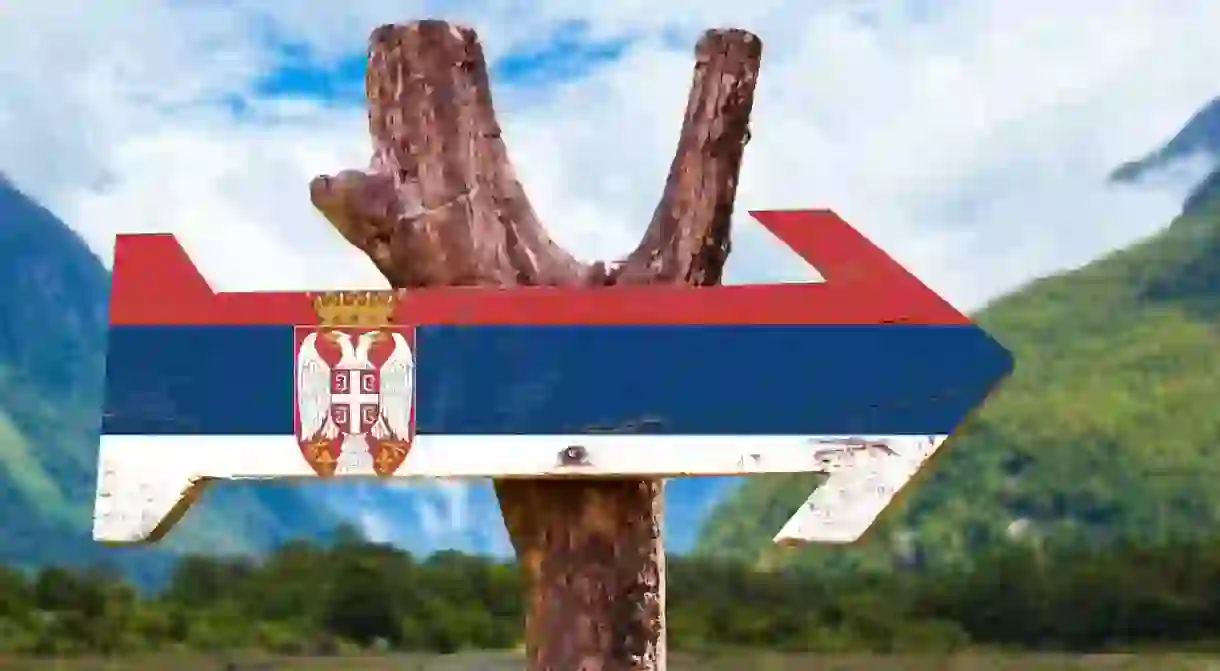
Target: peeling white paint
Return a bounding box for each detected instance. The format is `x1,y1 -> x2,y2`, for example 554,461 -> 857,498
773,435 -> 947,545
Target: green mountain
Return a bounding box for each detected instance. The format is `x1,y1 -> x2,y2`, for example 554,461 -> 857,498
0,175 -> 340,582
1112,96 -> 1220,212
696,159 -> 1220,571
1112,97 -> 1220,181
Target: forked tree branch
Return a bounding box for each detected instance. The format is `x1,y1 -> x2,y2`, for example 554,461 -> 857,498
310,20 -> 762,671
310,21 -> 760,289
616,29 -> 761,286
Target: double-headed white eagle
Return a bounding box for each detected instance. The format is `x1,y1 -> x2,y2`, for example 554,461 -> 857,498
296,330 -> 414,445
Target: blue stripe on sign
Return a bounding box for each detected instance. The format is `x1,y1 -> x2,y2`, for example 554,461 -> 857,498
102,324 -> 1010,436
103,325 -> 294,435
418,325 -> 1006,435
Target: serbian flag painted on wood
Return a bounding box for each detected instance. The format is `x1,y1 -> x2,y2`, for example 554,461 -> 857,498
94,211 -> 1012,548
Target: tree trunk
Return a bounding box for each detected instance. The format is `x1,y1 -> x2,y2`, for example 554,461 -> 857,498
495,478 -> 667,669
310,20 -> 762,670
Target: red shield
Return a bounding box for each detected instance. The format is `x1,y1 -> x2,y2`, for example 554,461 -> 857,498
329,368 -> 380,435
294,325 -> 417,478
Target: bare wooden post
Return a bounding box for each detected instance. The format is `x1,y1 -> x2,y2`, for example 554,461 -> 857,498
310,20 -> 762,670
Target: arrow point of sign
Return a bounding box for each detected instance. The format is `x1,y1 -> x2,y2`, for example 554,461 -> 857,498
747,211 -> 1013,546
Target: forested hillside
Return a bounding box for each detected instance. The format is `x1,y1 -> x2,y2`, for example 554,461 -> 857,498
696,157 -> 1220,570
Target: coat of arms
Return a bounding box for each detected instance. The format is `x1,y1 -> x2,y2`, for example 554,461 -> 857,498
294,291 -> 415,477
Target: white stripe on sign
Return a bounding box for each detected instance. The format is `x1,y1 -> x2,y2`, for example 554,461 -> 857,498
92,433 -> 948,546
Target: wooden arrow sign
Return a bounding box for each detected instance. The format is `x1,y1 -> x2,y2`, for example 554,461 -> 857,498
93,210 -> 1012,546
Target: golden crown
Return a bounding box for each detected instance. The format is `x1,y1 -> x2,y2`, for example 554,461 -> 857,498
310,291 -> 399,327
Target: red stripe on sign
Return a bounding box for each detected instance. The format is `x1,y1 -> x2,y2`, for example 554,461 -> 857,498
107,210 -> 971,327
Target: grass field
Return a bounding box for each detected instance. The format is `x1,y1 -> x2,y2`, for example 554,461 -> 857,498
9,652 -> 1220,671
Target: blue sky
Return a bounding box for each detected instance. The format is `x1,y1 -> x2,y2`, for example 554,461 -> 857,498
255,20 -> 635,106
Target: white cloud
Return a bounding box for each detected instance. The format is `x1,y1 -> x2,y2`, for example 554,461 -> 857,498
3,0 -> 1217,305
3,0 -> 1219,543
62,105 -> 391,291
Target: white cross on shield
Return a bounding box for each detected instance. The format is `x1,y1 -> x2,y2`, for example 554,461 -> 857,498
329,368 -> 380,435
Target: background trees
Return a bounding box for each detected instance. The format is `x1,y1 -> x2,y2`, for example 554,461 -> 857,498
3,530 -> 1220,656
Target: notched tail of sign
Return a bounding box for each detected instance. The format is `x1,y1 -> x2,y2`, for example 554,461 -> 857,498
772,435 -> 947,545
93,450 -> 208,545
92,436 -> 321,545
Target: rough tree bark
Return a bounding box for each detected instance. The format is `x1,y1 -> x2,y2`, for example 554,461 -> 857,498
310,20 -> 762,670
